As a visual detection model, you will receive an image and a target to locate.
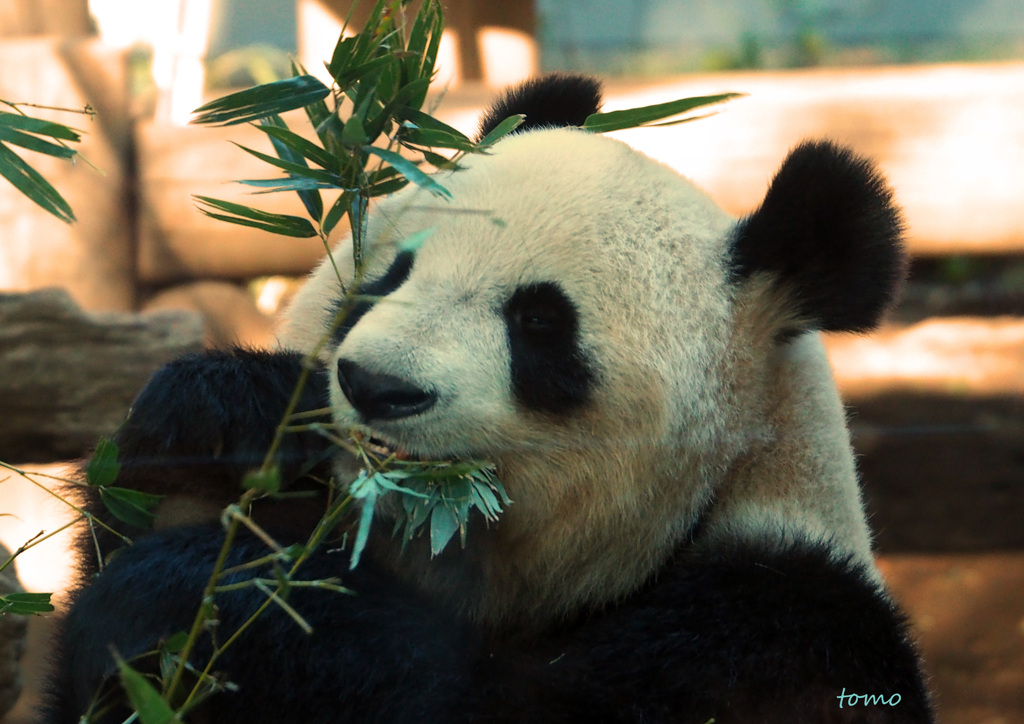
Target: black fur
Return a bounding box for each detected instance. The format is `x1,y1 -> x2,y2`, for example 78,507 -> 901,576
330,250 -> 415,344
44,528 -> 933,723
732,141 -> 906,333
503,282 -> 595,415
476,73 -> 603,141
72,348 -> 333,575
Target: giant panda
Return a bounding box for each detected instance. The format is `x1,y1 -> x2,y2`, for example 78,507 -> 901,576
43,74 -> 934,724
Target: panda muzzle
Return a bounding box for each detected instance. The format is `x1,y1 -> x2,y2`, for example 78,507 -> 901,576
337,359 -> 438,422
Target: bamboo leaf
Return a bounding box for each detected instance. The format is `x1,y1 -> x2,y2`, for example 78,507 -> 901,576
99,487 -> 162,529
256,117 -> 326,220
231,142 -> 342,186
322,191 -> 353,237
396,108 -> 473,145
0,112 -> 81,141
429,505 -> 459,556
236,177 -> 334,192
0,127 -> 77,158
0,591 -> 54,615
400,127 -> 476,152
86,437 -> 120,487
582,93 -> 744,134
115,654 -> 179,724
349,479 -> 377,569
255,119 -> 340,172
478,113 -> 526,147
243,466 -> 281,493
365,146 -> 451,199
290,59 -> 334,144
190,75 -> 331,126
341,113 -> 368,145
194,195 -> 318,238
0,142 -> 75,223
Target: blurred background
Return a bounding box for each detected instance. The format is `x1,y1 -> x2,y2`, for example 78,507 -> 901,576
0,1 -> 1022,722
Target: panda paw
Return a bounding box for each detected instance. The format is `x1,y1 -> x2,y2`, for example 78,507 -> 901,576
109,348 -> 333,499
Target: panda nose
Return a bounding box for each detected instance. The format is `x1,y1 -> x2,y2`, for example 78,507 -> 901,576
336,359 -> 437,421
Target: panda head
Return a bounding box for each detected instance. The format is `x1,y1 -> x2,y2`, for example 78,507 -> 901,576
279,74 -> 904,627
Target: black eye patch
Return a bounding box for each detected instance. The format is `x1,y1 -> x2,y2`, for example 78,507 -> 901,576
329,251 -> 415,344
503,282 -> 595,415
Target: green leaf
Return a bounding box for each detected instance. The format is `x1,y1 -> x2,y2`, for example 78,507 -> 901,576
341,113 -> 368,145
255,119 -> 340,172
429,505 -> 459,556
0,127 -> 77,158
99,487 -> 163,529
349,482 -> 377,569
243,466 -> 281,493
161,631 -> 190,654
333,55 -> 395,92
380,78 -> 431,118
396,108 -> 475,151
231,142 -> 343,187
478,113 -> 526,147
0,112 -> 81,140
582,93 -> 744,134
322,191 -> 353,237
194,195 -> 318,238
236,177 -> 333,192
471,482 -> 502,520
0,591 -> 54,615
86,437 -> 120,487
0,142 -> 75,223
190,75 -> 331,126
116,654 -> 179,724
365,146 -> 451,199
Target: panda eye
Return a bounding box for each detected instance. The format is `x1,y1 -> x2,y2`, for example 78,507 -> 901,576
504,283 -> 574,337
517,308 -> 559,334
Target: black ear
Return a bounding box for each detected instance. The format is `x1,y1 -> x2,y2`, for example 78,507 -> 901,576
476,73 -> 603,142
731,141 -> 906,333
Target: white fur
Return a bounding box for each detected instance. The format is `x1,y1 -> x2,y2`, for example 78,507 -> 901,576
279,128 -> 880,628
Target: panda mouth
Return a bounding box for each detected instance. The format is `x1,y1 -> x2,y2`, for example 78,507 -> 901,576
351,429 -> 418,462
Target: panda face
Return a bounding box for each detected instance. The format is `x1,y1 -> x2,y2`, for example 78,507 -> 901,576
324,129 -> 736,469
314,129 -> 743,623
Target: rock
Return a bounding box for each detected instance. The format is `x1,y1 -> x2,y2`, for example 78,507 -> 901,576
0,288 -> 204,463
0,542 -> 27,721
143,281 -> 275,348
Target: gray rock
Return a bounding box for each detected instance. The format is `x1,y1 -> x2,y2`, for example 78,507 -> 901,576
0,288 -> 204,463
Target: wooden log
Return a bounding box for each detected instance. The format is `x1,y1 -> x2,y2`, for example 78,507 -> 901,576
0,288 -> 204,463
605,62 -> 1024,255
